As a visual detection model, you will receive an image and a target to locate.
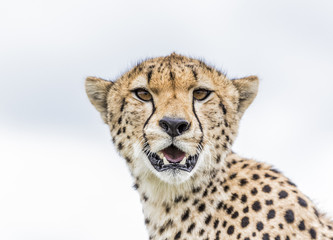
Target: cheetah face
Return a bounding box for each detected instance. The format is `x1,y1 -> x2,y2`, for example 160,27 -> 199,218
85,54 -> 258,184
121,73 -> 212,183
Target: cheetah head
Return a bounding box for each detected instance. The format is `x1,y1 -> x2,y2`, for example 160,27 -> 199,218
85,54 -> 258,185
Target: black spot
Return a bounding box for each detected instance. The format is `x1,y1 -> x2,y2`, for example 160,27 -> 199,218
169,71 -> 175,80
199,229 -> 205,236
252,174 -> 260,180
133,183 -> 139,190
181,209 -> 190,221
214,219 -> 219,228
279,223 -> 284,229
309,228 -> 317,239
241,194 -> 247,203
262,185 -> 272,193
226,135 -> 230,142
215,230 -> 221,240
211,186 -> 217,194
298,220 -> 306,231
227,225 -> 234,235
252,201 -> 262,212
174,196 -> 183,203
205,214 -> 212,225
117,128 -> 121,135
187,223 -> 195,233
222,220 -> 227,228
117,116 -> 122,124
241,163 -> 249,169
264,173 -> 273,178
287,180 -> 297,187
216,154 -> 221,163
191,69 -> 198,80
143,194 -> 148,201
202,189 -> 208,197
220,102 -> 227,115
231,211 -> 239,219
314,208 -> 320,218
270,168 -> 280,173
263,233 -> 270,240
265,200 -> 273,205
147,70 -> 153,83
198,203 -> 206,212
217,201 -> 224,210
241,217 -> 249,228
267,209 -> 276,220
278,190 -> 288,199
231,193 -> 238,201
144,218 -> 150,225
275,236 -> 281,240
174,231 -> 181,240
240,178 -> 248,186
229,173 -> 237,179
251,188 -> 258,195
192,186 -> 202,194
120,98 -> 126,112
243,206 -> 249,213
226,206 -> 234,215
118,142 -> 123,150
165,206 -> 170,213
257,221 -> 264,231
298,197 -> 308,208
285,210 -> 295,223
224,185 -> 230,192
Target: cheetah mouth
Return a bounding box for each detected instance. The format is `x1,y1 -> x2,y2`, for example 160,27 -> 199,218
146,145 -> 199,172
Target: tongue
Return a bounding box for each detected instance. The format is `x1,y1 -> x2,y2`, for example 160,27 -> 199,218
162,145 -> 186,163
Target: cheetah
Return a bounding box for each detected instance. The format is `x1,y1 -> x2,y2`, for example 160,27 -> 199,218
85,53 -> 333,240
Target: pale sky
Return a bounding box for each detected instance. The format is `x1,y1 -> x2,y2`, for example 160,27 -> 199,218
0,0 -> 332,239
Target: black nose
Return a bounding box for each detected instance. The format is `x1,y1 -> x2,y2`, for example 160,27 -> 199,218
159,117 -> 190,137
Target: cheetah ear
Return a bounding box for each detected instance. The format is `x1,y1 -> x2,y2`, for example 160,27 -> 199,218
85,76 -> 113,123
232,76 -> 259,117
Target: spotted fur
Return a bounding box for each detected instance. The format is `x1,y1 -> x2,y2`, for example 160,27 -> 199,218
85,53 -> 333,240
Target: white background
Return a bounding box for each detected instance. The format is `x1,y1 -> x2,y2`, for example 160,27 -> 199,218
0,0 -> 332,239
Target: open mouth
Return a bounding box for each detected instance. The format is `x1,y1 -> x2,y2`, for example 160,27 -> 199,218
145,145 -> 199,172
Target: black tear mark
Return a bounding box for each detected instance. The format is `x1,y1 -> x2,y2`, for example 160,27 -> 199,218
142,100 -> 156,148
192,98 -> 203,147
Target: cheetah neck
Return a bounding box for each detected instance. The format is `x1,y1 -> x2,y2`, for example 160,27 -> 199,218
135,152 -> 235,238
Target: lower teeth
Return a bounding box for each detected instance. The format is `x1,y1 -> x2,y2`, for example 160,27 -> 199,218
163,157 -> 168,165
180,157 -> 186,165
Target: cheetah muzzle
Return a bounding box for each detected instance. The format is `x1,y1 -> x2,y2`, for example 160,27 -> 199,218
145,144 -> 200,172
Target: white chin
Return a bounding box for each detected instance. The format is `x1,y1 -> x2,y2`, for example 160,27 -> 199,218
154,169 -> 193,184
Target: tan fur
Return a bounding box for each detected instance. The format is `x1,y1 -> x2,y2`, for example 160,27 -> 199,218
86,53 -> 333,240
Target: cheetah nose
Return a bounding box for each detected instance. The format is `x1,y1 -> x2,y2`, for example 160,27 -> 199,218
159,117 -> 190,137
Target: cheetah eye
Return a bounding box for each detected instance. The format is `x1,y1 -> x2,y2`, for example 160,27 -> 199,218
193,89 -> 212,101
134,88 -> 152,102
